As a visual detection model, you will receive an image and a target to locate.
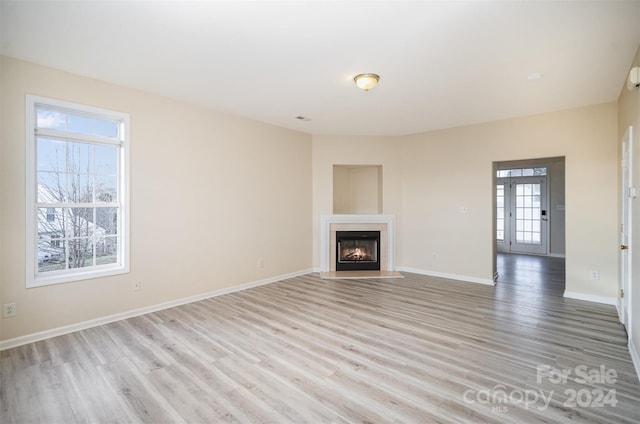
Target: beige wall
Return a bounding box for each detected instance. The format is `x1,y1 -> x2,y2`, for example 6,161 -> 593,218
617,46 -> 640,369
0,56 -> 313,341
313,104 -> 619,298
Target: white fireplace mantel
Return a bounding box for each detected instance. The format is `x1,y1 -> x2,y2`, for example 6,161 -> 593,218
320,214 -> 396,272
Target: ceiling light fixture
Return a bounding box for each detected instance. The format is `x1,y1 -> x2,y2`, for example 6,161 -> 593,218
354,73 -> 380,91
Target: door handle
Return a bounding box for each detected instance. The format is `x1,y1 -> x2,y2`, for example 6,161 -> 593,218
621,244 -> 629,250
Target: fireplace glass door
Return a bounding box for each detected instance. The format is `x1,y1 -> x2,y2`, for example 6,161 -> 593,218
336,231 -> 381,271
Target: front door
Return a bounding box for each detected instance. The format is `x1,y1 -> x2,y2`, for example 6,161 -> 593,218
497,175 -> 548,255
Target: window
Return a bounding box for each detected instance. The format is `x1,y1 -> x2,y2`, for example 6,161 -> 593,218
50,234 -> 61,248
26,95 -> 130,287
496,167 -> 547,178
496,184 -> 505,242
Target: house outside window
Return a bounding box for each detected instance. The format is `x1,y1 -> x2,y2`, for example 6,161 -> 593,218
50,234 -> 61,248
26,95 -> 130,287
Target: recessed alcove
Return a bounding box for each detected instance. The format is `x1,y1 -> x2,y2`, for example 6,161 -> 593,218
333,165 -> 382,214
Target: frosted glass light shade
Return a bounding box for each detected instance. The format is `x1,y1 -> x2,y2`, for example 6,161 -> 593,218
354,73 -> 380,91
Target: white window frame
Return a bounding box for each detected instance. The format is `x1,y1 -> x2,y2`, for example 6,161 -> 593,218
26,95 -> 130,287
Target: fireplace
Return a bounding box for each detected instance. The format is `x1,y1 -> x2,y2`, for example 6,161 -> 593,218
336,231 -> 381,271
320,214 -> 396,273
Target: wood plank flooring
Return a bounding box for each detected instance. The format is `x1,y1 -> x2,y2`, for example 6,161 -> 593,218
2,254 -> 639,423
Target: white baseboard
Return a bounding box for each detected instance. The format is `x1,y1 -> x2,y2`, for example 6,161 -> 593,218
563,290 -> 618,306
0,268 -> 313,352
629,339 -> 640,382
548,253 -> 566,258
397,267 -> 495,286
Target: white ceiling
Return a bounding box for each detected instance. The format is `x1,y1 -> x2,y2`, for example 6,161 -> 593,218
2,1 -> 640,136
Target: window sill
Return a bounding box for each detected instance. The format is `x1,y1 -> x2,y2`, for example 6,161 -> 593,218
27,265 -> 129,288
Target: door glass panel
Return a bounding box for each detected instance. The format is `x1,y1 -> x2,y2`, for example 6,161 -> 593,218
496,184 -> 505,241
515,182 -> 542,245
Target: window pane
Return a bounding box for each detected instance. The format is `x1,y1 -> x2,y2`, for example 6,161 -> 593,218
37,108 -> 66,130
94,120 -> 119,138
38,207 -> 65,243
96,176 -> 117,203
37,241 -> 66,272
67,174 -> 94,203
68,114 -> 92,134
97,236 -> 118,265
95,144 -> 118,175
534,167 -> 547,176
37,138 -> 66,172
522,168 -> 534,176
97,207 -> 118,235
67,208 -> 94,237
68,238 -> 94,269
37,107 -> 120,139
38,172 -> 66,203
68,142 -> 93,173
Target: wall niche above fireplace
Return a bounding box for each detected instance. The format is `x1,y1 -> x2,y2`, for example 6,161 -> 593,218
333,165 -> 382,214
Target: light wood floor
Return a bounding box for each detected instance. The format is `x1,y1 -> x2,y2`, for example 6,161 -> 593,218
2,254 -> 639,423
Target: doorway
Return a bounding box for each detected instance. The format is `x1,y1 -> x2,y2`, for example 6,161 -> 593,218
493,157 -> 566,292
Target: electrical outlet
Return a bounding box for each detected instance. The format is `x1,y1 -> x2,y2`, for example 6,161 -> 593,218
590,271 -> 600,280
258,259 -> 265,269
3,303 -> 17,318
133,281 -> 141,291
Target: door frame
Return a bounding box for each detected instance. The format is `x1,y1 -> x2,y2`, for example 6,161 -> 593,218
496,172 -> 549,256
620,126 -> 633,331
